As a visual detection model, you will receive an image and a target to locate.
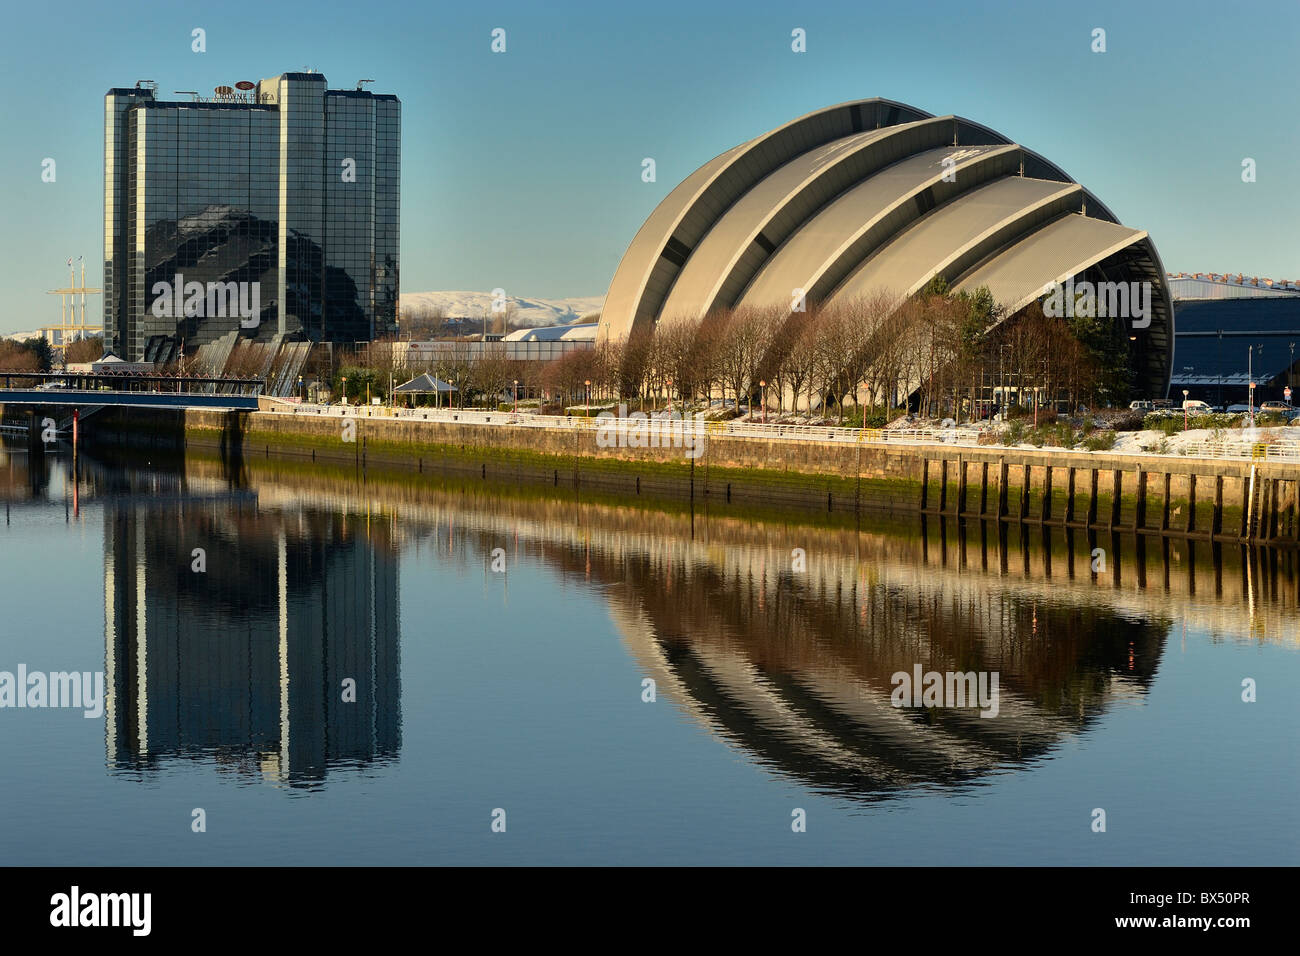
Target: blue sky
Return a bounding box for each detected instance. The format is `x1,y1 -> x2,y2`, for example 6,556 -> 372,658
0,0 -> 1295,334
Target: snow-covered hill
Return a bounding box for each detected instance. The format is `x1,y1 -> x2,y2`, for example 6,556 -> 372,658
401,291 -> 603,328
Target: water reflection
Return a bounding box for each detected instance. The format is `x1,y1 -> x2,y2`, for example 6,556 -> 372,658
4,440 -> 1298,803
203,463 -> 1201,802
102,496 -> 401,788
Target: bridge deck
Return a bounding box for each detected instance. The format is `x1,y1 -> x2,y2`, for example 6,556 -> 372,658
0,389 -> 259,410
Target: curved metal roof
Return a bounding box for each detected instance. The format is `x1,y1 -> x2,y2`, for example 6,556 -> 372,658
600,98 -> 1174,393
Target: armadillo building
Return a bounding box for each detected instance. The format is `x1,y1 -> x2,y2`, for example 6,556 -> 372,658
600,98 -> 1173,395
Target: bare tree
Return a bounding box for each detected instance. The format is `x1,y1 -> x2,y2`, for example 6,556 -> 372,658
471,343 -> 518,406
654,317 -> 701,407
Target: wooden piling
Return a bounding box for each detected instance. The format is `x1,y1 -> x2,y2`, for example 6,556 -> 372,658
1065,467 -> 1076,526
998,459 -> 1008,519
957,456 -> 968,517
1241,467 -> 1255,539
1135,468 -> 1147,531
1212,475 -> 1224,537
1161,472 -> 1171,532
1109,469 -> 1122,530
1088,468 -> 1099,529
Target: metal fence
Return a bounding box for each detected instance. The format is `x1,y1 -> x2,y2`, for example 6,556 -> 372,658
270,403 -> 1300,461
276,402 -> 981,445
1179,440 -> 1300,462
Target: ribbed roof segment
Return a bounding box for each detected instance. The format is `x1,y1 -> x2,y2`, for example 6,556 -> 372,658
600,98 -> 1172,393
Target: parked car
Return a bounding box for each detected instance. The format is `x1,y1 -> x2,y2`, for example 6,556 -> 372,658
1225,404 -> 1253,414
1129,400 -> 1154,411
1259,401 -> 1291,413
1181,399 -> 1213,412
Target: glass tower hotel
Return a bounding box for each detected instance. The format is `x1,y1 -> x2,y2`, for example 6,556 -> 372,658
104,72 -> 399,361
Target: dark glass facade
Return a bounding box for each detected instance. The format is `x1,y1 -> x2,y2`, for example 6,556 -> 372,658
104,73 -> 399,359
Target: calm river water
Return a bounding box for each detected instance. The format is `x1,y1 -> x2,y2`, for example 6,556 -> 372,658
1,442 -> 1296,865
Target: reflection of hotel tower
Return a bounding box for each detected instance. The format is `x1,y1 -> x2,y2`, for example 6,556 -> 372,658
103,504 -> 400,786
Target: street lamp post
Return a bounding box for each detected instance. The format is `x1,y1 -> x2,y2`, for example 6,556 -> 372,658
1183,389 -> 1189,431
1248,344 -> 1262,428
1217,330 -> 1223,408
341,376 -> 347,406
513,379 -> 519,414
1033,359 -> 1042,428
1290,341 -> 1296,402
998,346 -> 1005,419
584,379 -> 591,418
759,379 -> 766,424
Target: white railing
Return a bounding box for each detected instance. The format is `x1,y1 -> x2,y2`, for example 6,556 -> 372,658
1178,440 -> 1300,462
268,403 -> 1300,461
273,402 -> 982,446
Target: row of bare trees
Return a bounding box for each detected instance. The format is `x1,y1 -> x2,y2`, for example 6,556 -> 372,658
611,289 -> 989,421
607,285 -> 1119,421
333,284 -> 1126,418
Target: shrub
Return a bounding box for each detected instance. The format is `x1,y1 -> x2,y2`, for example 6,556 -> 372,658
859,407 -> 890,428
1096,409 -> 1144,432
1143,413 -> 1181,435
1047,423 -> 1078,447
1191,413 -> 1236,430
1081,431 -> 1116,451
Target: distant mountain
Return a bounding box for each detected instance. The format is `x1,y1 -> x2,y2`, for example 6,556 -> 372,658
400,291 -> 603,328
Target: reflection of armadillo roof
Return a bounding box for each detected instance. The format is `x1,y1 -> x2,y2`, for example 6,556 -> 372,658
600,97 -> 1173,393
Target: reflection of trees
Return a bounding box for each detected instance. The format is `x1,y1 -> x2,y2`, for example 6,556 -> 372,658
171,459 -> 1300,801
448,500 -> 1169,802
